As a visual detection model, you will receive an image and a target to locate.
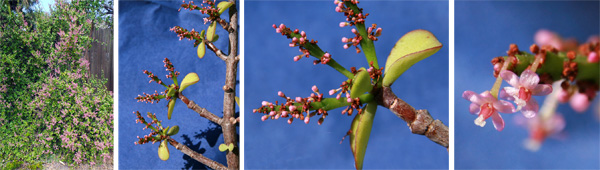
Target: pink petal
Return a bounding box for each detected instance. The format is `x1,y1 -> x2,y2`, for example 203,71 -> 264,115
518,70 -> 540,90
531,84 -> 552,96
546,113 -> 565,134
494,100 -> 515,113
521,98 -> 539,118
500,70 -> 520,87
499,88 -> 517,101
463,91 -> 487,104
469,103 -> 480,114
462,91 -> 476,101
491,113 -> 505,131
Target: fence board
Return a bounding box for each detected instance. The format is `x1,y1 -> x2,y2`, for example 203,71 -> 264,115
84,25 -> 113,91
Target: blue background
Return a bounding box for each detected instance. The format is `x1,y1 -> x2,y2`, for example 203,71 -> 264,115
245,1 -> 449,169
119,0 -> 236,169
455,1 -> 600,169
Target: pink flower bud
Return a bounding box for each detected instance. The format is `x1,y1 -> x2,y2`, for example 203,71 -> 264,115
269,111 -> 276,116
293,56 -> 300,61
274,114 -> 280,119
289,105 -> 296,111
262,101 -> 269,106
339,22 -> 348,27
570,92 -> 590,113
588,52 -> 599,63
296,97 -> 302,102
279,23 -> 285,29
312,85 -> 319,93
278,91 -> 285,97
323,53 -> 331,58
292,37 -> 298,43
275,28 -> 281,33
329,89 -> 336,95
343,44 -> 349,49
351,28 -> 357,34
318,117 -> 324,125
261,115 -> 268,121
342,37 -> 348,43
304,117 -> 310,124
557,89 -> 569,103
335,6 -> 342,12
347,97 -> 352,103
282,111 -> 288,117
375,28 -> 382,36
367,67 -> 373,72
301,31 -> 306,37
272,24 -> 277,28
288,118 -> 293,124
289,43 -> 296,47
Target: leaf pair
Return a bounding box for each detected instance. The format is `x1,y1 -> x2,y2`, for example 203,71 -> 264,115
167,73 -> 200,119
349,29 -> 442,170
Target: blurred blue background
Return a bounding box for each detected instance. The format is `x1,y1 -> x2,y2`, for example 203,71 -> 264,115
245,1 -> 449,169
119,1 -> 236,169
455,1 -> 599,169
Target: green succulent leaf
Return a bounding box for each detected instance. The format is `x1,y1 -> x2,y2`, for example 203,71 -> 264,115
227,143 -> 234,151
219,143 -> 228,152
197,41 -> 205,59
166,84 -> 177,97
179,72 -> 200,92
350,102 -> 377,170
350,68 -> 372,98
167,99 -> 176,120
207,21 -> 217,42
382,29 -> 442,87
158,140 -> 170,161
217,1 -> 233,15
166,125 -> 179,136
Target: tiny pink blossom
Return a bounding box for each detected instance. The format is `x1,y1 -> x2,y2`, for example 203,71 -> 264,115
570,92 -> 590,113
278,91 -> 285,97
275,28 -> 281,33
293,56 -> 300,61
343,44 -> 350,49
341,37 -> 348,43
304,117 -> 310,124
339,22 -> 348,27
588,51 -> 599,63
500,70 -> 552,118
347,97 -> 352,103
262,101 -> 269,106
557,89 -> 570,103
288,118 -> 293,124
261,115 -> 268,121
463,90 -> 515,131
269,111 -> 276,116
301,31 -> 306,37
282,111 -> 288,117
351,28 -> 357,34
329,89 -> 337,95
289,105 -> 296,111
296,97 -> 302,102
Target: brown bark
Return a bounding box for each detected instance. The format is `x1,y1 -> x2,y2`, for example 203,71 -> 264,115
178,93 -> 223,125
376,86 -> 449,148
168,138 -> 227,170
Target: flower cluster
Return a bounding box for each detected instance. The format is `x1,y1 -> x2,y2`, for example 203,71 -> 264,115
463,30 -> 599,135
273,23 -> 329,64
133,111 -> 165,145
253,85 -> 329,125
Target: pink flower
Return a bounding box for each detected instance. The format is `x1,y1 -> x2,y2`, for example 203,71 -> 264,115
499,70 -> 553,118
515,113 -> 565,151
463,90 -> 515,131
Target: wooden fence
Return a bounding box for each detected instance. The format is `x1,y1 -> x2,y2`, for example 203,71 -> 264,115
84,26 -> 113,91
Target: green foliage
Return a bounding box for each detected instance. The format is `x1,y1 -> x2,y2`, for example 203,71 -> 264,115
0,0 -> 113,168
